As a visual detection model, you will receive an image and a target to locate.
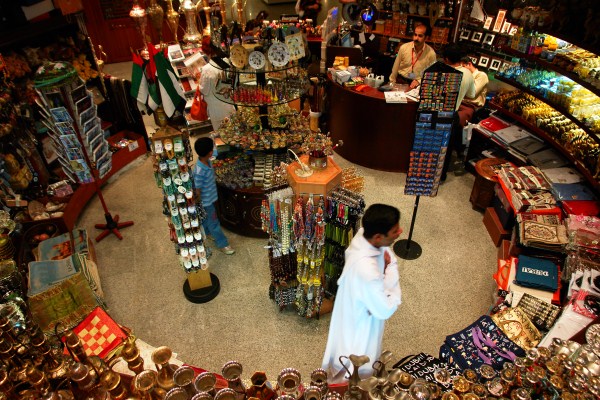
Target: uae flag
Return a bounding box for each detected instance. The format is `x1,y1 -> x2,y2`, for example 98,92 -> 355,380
148,44 -> 186,118
130,52 -> 148,108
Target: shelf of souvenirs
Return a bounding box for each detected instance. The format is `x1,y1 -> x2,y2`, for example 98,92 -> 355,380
493,73 -> 600,141
488,95 -> 600,191
210,58 -> 306,75
377,10 -> 454,21
499,45 -> 600,98
213,79 -> 308,108
215,105 -> 310,152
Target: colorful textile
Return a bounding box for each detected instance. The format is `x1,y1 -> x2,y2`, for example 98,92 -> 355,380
68,307 -> 127,359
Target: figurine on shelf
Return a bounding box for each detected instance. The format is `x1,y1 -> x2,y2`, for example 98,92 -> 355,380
200,36 -> 236,131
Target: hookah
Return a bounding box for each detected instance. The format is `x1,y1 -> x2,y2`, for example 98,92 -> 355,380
287,149 -> 313,178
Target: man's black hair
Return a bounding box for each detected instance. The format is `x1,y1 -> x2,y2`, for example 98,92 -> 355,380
194,137 -> 214,157
362,204 -> 401,239
443,44 -> 464,64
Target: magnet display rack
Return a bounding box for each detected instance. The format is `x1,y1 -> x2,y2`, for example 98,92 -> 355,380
396,61 -> 463,260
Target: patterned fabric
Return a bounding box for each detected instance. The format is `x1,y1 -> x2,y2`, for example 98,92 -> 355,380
491,307 -> 542,350
193,160 -> 218,207
519,220 -> 569,252
442,315 -> 525,371
28,272 -> 100,334
499,166 -> 552,191
69,307 -> 127,359
498,166 -> 556,212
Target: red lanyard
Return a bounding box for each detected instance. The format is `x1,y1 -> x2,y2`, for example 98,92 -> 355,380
411,46 -> 424,72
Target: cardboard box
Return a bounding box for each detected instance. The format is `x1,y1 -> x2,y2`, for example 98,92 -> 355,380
21,0 -> 54,21
483,207 -> 511,247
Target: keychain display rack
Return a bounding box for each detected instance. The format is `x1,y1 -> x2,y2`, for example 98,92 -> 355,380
262,184 -> 365,318
151,124 -> 219,303
396,62 -> 463,260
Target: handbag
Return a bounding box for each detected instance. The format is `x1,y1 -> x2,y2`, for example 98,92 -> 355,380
190,87 -> 209,121
491,307 -> 542,350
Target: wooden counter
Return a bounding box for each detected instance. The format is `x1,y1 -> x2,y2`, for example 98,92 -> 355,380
326,76 -> 418,172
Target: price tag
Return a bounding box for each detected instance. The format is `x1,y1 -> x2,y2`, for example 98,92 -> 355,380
128,141 -> 139,152
369,34 -> 375,41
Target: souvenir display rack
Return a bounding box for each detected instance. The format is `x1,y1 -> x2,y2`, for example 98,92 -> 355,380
263,184 -> 365,318
485,91 -> 599,191
208,28 -> 312,238
34,63 -> 111,184
404,62 -> 462,197
150,120 -> 219,303
398,61 -> 462,260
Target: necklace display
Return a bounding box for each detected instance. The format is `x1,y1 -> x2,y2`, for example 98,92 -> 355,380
323,187 -> 365,298
263,183 -> 365,317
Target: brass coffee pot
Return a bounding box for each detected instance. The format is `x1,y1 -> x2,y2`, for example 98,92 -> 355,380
152,346 -> 178,391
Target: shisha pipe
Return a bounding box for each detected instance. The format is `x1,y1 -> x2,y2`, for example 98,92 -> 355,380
287,149 -> 313,178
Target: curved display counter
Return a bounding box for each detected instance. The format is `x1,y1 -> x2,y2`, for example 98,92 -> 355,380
216,184 -> 268,239
327,76 -> 418,172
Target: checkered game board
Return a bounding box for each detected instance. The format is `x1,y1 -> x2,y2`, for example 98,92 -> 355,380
70,307 -> 127,359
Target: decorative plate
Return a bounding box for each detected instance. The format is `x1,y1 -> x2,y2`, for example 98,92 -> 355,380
229,44 -> 248,69
267,42 -> 290,68
248,51 -> 266,70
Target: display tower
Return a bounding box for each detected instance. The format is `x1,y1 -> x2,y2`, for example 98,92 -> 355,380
33,62 -> 133,242
151,112 -> 219,303
396,61 -> 463,260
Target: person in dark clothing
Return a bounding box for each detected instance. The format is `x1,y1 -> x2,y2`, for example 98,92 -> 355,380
245,10 -> 269,34
297,0 -> 322,25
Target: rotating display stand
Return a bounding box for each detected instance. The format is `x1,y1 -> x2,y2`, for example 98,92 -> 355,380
207,37 -> 311,237
395,62 -> 463,260
150,116 -> 219,303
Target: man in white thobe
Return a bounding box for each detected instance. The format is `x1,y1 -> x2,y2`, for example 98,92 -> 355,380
322,204 -> 403,383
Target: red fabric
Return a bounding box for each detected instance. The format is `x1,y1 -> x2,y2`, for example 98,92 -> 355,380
457,103 -> 475,127
64,307 -> 127,360
561,200 -> 600,217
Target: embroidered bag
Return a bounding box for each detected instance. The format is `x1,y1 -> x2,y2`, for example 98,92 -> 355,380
394,352 -> 460,390
491,307 -> 542,350
443,315 -> 525,371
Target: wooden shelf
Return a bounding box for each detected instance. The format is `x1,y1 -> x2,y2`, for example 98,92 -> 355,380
534,26 -> 600,59
373,32 -> 448,45
377,10 -> 454,21
488,102 -> 600,192
494,74 -> 600,142
22,131 -> 147,232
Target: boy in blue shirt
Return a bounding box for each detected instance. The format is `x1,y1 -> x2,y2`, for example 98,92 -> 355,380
193,137 -> 235,255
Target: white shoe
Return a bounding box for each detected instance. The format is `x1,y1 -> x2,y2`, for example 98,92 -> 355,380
220,246 -> 235,255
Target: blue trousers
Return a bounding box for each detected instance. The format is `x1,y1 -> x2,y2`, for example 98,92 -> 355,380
202,202 -> 229,248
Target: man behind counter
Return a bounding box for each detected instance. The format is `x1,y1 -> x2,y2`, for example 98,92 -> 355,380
388,23 -> 437,89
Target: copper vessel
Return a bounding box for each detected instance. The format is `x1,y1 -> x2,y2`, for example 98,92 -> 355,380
152,346 -> 177,391
165,0 -> 180,42
147,0 -> 165,45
